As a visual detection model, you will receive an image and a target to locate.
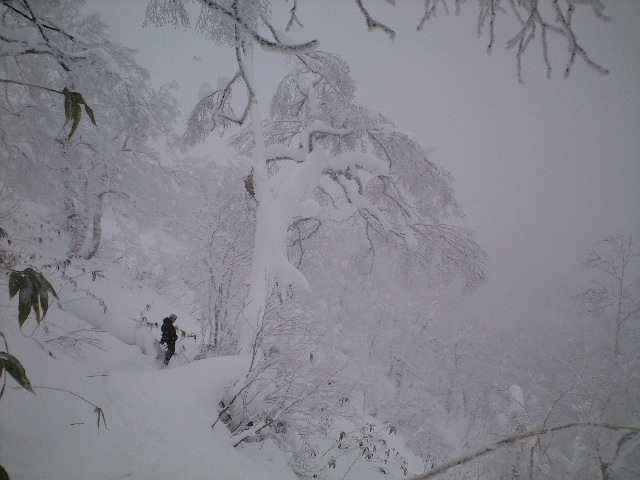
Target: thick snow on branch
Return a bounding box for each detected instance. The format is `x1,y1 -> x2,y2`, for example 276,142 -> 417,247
228,49 -> 487,294
328,151 -> 389,177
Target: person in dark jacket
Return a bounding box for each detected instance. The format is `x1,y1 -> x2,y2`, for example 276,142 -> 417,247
160,314 -> 178,365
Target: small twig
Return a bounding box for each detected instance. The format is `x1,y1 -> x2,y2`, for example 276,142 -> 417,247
30,385 -> 108,430
0,78 -> 62,95
285,0 -> 303,31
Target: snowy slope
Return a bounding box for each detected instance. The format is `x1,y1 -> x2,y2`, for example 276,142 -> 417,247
0,277 -> 424,480
0,200 -> 426,479
0,291 -> 299,480
0,201 -> 297,479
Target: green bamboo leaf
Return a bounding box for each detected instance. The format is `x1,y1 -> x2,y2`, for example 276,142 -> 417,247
68,102 -> 82,140
8,271 -> 25,299
63,87 -> 73,125
25,268 -> 59,300
30,286 -> 41,324
9,269 -> 58,327
25,269 -> 43,319
39,288 -> 49,318
84,104 -> 97,127
0,464 -> 10,480
17,281 -> 34,328
0,352 -> 35,394
60,89 -> 97,139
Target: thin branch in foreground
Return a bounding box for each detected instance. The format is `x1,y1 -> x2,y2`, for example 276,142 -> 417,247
30,385 -> 108,430
408,422 -> 640,479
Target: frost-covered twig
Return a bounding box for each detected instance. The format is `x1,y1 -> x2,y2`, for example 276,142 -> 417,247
45,327 -> 106,355
25,385 -> 108,430
193,0 -> 317,53
354,0 -> 396,39
417,0 -> 609,80
284,0 -> 303,32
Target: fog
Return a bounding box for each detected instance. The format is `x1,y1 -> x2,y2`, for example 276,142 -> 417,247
3,2 -> 639,477
91,0 -> 640,337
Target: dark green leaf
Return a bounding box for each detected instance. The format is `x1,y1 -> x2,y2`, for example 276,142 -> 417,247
68,102 -> 82,141
39,288 -> 49,318
31,286 -> 41,324
17,282 -> 33,328
63,87 -> 73,125
0,352 -> 35,394
0,464 -> 10,480
84,104 -> 97,127
39,272 -> 58,299
25,267 -> 59,300
9,269 -> 58,327
8,271 -> 25,298
61,89 -> 97,139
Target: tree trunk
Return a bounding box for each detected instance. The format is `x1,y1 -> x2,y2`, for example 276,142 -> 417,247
84,191 -> 111,260
237,42 -> 270,354
65,197 -> 85,256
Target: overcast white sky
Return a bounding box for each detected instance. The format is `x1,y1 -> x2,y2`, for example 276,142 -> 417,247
89,0 -> 640,331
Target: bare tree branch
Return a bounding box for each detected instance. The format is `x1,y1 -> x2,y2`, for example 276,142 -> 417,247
417,0 -> 609,80
354,0 -> 396,39
284,0 -> 303,32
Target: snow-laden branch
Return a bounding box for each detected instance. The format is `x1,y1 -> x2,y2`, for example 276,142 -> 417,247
417,0 -> 609,81
354,0 -> 396,39
193,0 -> 317,53
239,52 -> 487,288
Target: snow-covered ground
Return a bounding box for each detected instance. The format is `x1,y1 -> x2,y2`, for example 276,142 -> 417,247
0,274 -> 297,479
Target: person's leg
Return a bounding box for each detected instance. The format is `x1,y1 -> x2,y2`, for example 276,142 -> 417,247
164,341 -> 175,364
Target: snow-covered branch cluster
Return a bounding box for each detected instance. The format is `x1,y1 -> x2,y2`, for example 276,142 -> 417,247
355,0 -> 610,81
147,0 -> 318,147
232,50 -> 487,289
213,293 -> 353,454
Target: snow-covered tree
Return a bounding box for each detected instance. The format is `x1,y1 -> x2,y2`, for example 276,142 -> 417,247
146,0 -> 489,354
169,160 -> 253,354
578,234 -> 640,356
0,0 -> 179,260
141,2 -> 623,477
